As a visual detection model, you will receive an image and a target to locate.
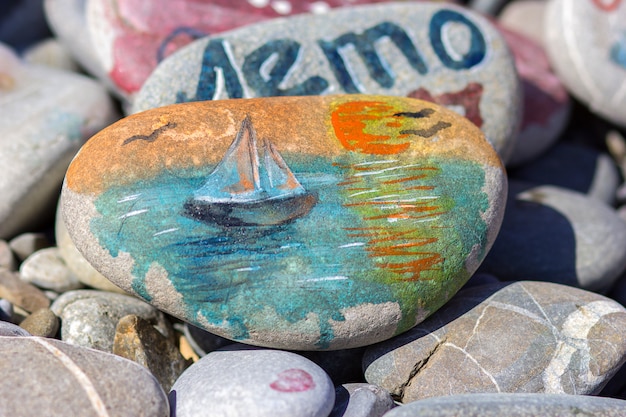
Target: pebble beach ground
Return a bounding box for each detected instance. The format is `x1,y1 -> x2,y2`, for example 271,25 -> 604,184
2,0 -> 626,416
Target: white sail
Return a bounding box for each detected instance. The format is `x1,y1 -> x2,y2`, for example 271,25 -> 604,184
194,116 -> 305,203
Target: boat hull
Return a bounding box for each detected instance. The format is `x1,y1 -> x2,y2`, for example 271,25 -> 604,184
183,192 -> 318,227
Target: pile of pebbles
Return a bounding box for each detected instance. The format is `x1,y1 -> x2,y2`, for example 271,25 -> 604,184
2,0 -> 626,416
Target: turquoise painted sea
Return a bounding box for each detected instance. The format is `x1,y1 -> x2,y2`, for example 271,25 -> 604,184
92,155 -> 489,348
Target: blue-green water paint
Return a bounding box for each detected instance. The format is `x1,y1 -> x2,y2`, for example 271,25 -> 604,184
91,155 -> 488,348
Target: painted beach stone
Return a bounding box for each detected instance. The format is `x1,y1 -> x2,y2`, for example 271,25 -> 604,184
87,0 -> 426,99
62,95 -> 506,350
133,2 -> 521,162
545,0 -> 626,127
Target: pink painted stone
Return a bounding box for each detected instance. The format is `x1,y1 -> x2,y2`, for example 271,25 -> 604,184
87,0 -> 445,98
498,25 -> 571,166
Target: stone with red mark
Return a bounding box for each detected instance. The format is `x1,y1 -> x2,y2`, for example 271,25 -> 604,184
170,346 -> 334,417
497,24 -> 571,167
270,368 -> 315,392
545,0 -> 626,127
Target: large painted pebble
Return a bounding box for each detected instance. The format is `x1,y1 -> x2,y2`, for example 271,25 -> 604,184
545,0 -> 626,127
363,281 -> 626,402
0,42 -> 119,239
86,0 -> 419,100
62,95 -> 506,350
51,290 -> 173,352
0,336 -> 169,416
170,346 -> 335,417
478,181 -> 626,291
383,393 -> 626,417
133,2 -> 521,161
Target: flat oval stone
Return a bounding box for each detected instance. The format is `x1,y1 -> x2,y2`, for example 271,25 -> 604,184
62,95 -> 506,350
0,42 -> 119,239
170,346 -> 335,417
132,2 -> 521,161
383,393 -> 626,417
545,0 -> 626,127
363,281 -> 626,402
0,336 -> 169,417
19,248 -> 84,293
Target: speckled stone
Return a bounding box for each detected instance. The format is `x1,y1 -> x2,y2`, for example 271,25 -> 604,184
0,336 -> 169,417
19,247 -> 84,292
329,383 -> 395,417
510,143 -> 620,204
55,202 -> 125,293
61,95 -> 506,350
133,2 -> 521,161
9,232 -> 51,262
0,268 -> 50,313
51,290 -> 173,352
0,42 -> 119,239
170,346 -> 335,417
545,0 -> 626,127
18,307 -> 59,337
383,393 -> 626,416
113,314 -> 189,391
479,181 -> 626,292
363,281 -> 626,402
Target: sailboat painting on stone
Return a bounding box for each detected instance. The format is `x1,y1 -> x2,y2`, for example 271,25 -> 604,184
61,95 -> 507,350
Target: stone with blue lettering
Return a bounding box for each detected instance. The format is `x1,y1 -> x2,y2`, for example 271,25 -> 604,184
62,95 -> 507,351
133,2 -> 521,162
545,0 -> 626,127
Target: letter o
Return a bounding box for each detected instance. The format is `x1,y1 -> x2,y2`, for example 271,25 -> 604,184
429,9 -> 487,70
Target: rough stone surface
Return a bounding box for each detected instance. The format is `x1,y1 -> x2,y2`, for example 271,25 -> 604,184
0,268 -> 50,313
55,203 -> 125,293
363,281 -> 626,402
133,2 -> 521,161
62,95 -> 506,350
0,42 -> 119,239
510,143 -> 620,204
479,181 -> 626,292
170,345 -> 335,417
0,336 -> 169,416
19,308 -> 59,337
9,232 -> 52,262
19,247 -> 84,292
113,314 -> 189,392
545,0 -> 626,127
329,383 -> 395,417
384,393 -> 626,416
51,290 -> 173,352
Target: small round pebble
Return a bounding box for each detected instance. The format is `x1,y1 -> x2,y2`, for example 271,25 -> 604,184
170,345 -> 335,417
19,307 -> 59,337
0,239 -> 16,270
329,383 -> 395,417
9,232 -> 50,262
0,268 -> 50,313
19,247 -> 83,292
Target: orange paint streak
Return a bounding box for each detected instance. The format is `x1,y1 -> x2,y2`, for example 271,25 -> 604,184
382,175 -> 429,184
330,101 -> 411,155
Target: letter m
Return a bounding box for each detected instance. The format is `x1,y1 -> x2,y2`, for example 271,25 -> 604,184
318,22 -> 428,93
